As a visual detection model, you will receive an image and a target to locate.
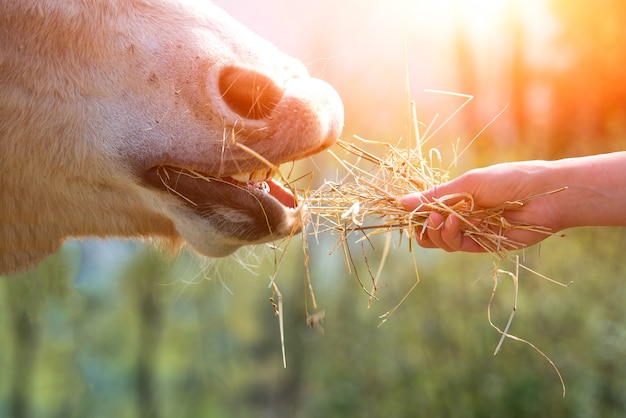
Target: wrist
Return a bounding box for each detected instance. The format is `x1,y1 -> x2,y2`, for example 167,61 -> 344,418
539,152 -> 626,230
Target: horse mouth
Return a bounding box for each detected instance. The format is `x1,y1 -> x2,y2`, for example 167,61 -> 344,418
142,165 -> 302,243
144,165 -> 296,206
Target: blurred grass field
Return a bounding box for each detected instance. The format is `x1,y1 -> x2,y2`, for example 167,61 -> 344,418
2,225 -> 626,417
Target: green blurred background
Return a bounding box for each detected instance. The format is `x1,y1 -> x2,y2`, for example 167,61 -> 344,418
3,0 -> 626,417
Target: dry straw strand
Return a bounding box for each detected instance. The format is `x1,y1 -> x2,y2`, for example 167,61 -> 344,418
298,92 -> 570,396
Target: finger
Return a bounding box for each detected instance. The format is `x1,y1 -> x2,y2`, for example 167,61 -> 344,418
417,213 -> 485,253
423,213 -> 456,252
413,212 -> 438,248
401,186 -> 472,212
440,214 -> 464,251
414,223 -> 437,248
457,235 -> 489,253
400,192 -> 431,211
444,216 -> 488,253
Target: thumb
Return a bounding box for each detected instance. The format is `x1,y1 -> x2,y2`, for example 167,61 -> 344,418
400,179 -> 469,211
399,189 -> 435,211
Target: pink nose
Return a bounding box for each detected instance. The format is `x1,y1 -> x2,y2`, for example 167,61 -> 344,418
218,66 -> 284,120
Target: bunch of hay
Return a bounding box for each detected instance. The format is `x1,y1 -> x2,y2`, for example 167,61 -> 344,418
302,129 -> 559,261
295,97 -> 565,308
294,101 -> 568,396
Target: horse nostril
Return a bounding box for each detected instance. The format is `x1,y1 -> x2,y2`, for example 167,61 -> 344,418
218,66 -> 283,120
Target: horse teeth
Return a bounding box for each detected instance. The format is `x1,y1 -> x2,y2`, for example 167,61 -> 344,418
231,168 -> 275,183
250,169 -> 271,182
231,172 -> 251,183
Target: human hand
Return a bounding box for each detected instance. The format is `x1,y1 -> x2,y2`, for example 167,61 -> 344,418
400,161 -> 564,252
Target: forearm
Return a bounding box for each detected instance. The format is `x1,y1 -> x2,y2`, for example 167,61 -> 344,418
538,152 -> 626,231
401,151 -> 626,252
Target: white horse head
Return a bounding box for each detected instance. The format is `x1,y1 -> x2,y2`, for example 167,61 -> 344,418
0,0 -> 344,274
